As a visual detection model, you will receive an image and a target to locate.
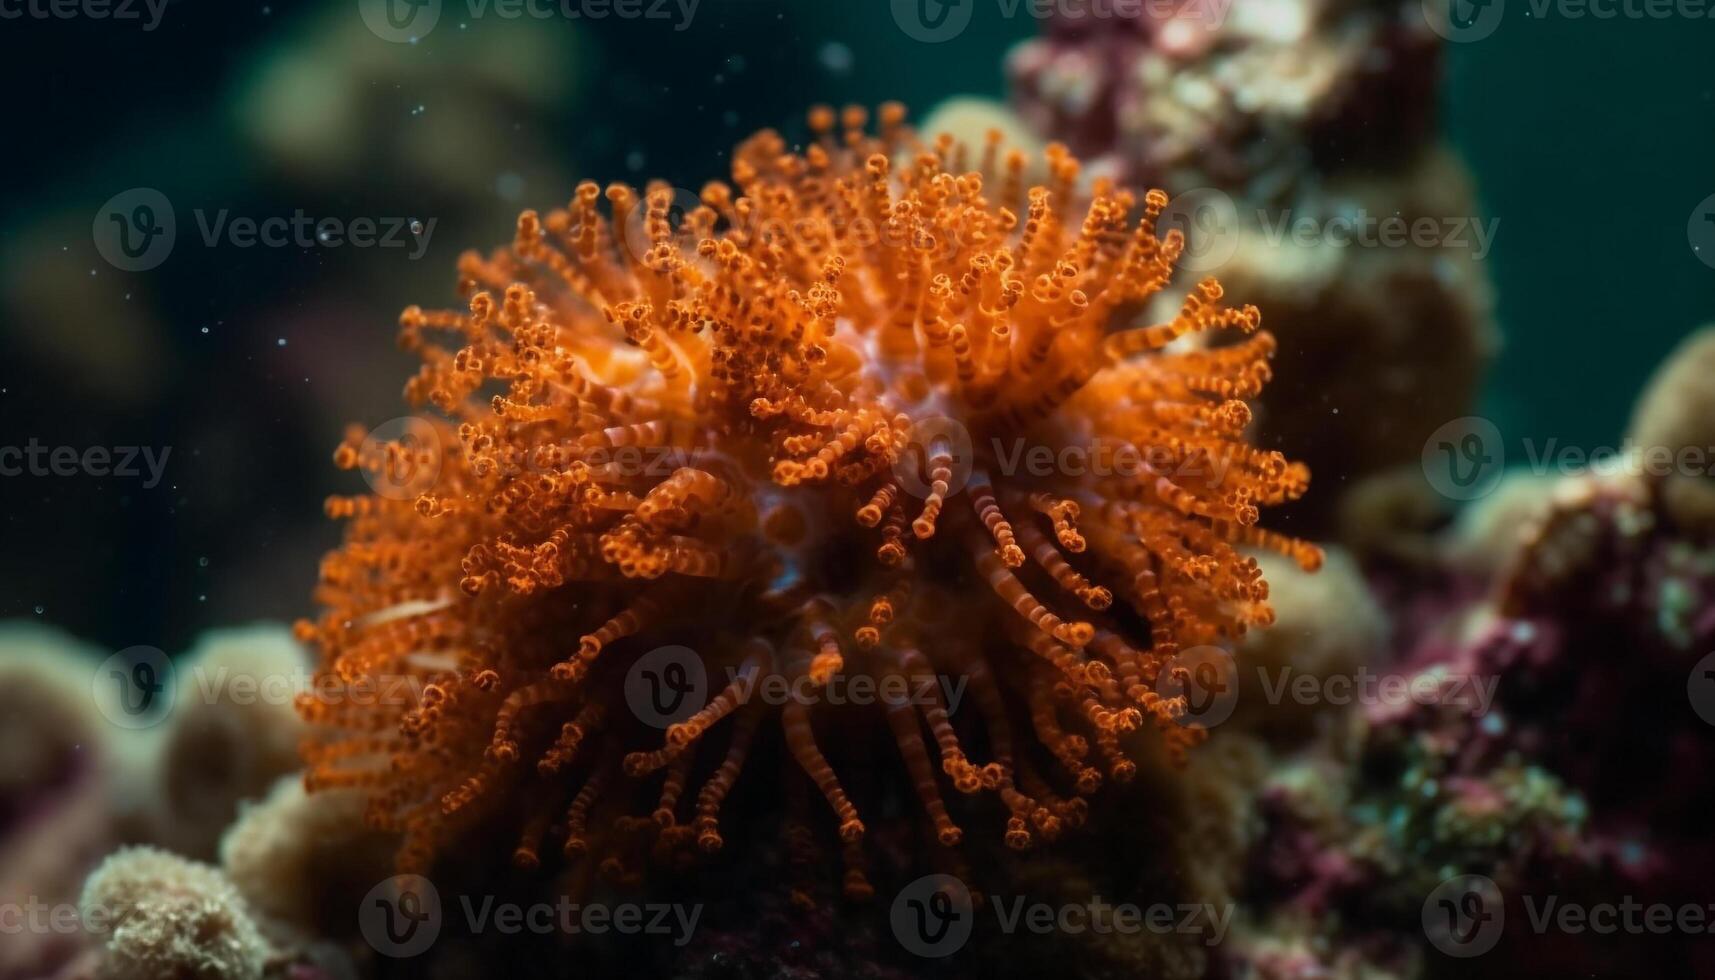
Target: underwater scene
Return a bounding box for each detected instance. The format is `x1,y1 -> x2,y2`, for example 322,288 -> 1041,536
2,0 -> 1713,977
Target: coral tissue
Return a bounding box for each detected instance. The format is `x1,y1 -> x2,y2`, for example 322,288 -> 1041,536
297,105 -> 1321,897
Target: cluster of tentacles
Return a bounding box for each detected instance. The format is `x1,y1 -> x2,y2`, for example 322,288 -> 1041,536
296,104 -> 1323,899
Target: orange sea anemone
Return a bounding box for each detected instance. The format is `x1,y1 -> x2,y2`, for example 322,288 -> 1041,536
295,104 -> 1322,899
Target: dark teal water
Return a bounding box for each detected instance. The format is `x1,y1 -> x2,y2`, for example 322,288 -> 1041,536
0,0 -> 1708,649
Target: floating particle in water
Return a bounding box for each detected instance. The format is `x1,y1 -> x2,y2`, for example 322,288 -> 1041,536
410,220 -> 425,235
818,41 -> 854,76
626,150 -> 646,173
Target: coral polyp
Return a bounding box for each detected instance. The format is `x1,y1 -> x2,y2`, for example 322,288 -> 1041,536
296,104 -> 1322,897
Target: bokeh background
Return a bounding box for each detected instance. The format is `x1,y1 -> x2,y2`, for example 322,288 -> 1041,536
1,0 -> 1710,654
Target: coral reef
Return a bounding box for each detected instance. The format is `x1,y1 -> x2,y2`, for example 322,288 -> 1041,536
151,630 -> 310,862
1009,0 -> 1441,198
295,104 -> 1322,899
0,627 -> 136,980
1236,546 -> 1386,736
218,778 -> 391,938
0,625 -> 330,980
1009,0 -> 1497,513
1219,330 -> 1715,979
79,847 -> 272,980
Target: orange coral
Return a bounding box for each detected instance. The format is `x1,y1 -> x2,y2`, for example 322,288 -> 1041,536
296,104 -> 1322,898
